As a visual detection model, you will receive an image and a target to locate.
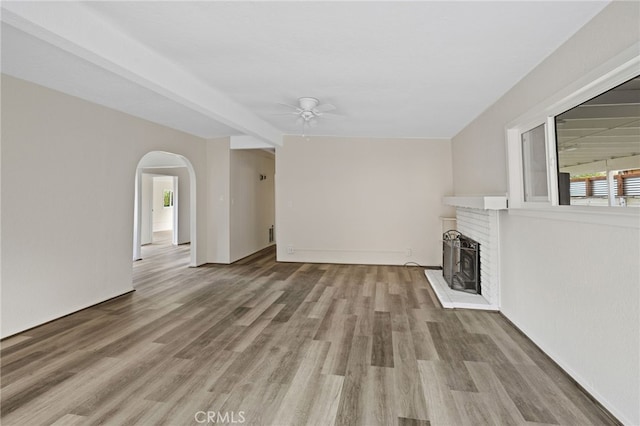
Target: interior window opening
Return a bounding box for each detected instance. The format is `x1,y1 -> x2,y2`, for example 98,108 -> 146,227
555,75 -> 640,207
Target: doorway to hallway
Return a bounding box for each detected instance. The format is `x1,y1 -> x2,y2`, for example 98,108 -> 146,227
149,175 -> 177,246
133,151 -> 197,266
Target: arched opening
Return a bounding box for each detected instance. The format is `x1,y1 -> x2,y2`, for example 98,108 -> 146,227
133,151 -> 197,267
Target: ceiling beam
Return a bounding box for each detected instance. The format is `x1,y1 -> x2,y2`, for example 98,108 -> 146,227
560,154 -> 640,174
1,2 -> 283,146
558,104 -> 640,120
583,89 -> 640,106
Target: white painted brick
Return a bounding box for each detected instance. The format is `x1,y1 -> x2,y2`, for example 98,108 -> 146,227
455,208 -> 500,306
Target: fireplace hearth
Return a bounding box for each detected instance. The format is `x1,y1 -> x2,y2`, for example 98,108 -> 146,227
443,231 -> 481,294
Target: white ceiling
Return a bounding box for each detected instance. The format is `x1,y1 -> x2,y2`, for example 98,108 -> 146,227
1,1 -> 611,144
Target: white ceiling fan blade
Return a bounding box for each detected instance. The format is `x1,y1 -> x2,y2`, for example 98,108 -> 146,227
316,112 -> 344,120
276,103 -> 302,112
271,111 -> 300,116
314,103 -> 336,113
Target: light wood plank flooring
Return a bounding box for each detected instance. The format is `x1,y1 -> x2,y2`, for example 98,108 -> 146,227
1,244 -> 618,425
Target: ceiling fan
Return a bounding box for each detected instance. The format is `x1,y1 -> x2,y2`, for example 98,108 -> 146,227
276,97 -> 339,129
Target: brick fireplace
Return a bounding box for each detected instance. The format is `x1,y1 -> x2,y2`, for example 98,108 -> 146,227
425,196 -> 506,310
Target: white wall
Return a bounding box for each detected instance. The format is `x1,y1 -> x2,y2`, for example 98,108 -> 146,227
1,75 -> 210,338
277,136 -> 453,266
450,3 -> 640,424
229,149 -> 275,262
500,212 -> 639,424
141,173 -> 153,245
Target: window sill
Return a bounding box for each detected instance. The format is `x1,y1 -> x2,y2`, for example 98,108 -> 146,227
508,205 -> 640,229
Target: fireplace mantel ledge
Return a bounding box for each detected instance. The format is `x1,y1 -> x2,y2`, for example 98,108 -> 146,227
443,195 -> 508,210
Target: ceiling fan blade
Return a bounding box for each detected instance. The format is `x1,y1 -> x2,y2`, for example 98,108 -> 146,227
314,103 -> 336,113
271,111 -> 300,116
276,103 -> 302,112
316,112 -> 344,120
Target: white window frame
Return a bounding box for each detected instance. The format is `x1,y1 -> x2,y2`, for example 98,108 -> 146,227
514,121 -> 555,206
505,42 -> 640,228
507,118 -> 558,209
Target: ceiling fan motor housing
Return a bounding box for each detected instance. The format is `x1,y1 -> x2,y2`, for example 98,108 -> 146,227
298,97 -> 319,111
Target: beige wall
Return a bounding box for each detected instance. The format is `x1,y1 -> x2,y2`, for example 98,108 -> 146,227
451,3 -> 640,424
230,149 -> 275,262
206,137 -> 231,263
0,75 -> 275,337
205,141 -> 275,264
452,2 -> 640,196
1,75 -> 210,338
276,135 -> 453,266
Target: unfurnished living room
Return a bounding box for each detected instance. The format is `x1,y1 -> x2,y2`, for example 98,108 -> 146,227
1,1 -> 639,425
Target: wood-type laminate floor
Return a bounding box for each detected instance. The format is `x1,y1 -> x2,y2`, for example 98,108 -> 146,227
1,243 -> 618,425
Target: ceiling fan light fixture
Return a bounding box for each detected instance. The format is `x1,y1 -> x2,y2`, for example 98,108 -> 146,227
275,97 -> 339,136
300,110 -> 315,122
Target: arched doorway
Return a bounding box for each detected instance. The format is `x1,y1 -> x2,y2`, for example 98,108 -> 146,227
147,175 -> 178,245
133,151 -> 197,267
